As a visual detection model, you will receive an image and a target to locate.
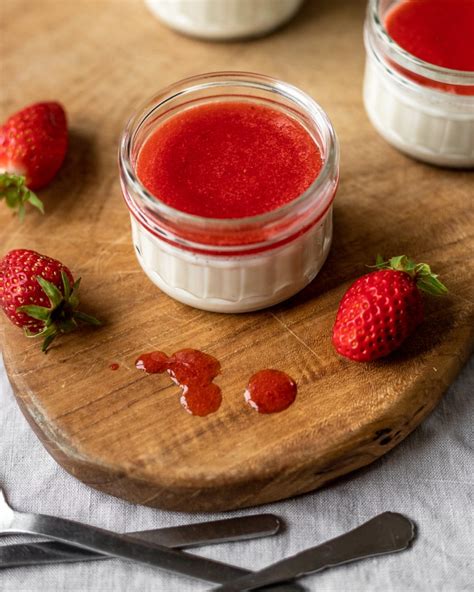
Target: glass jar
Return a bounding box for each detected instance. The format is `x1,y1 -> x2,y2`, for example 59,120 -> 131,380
363,0 -> 474,168
144,0 -> 304,40
119,72 -> 339,313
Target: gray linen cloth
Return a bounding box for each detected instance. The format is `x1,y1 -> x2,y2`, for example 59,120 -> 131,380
1,353 -> 472,591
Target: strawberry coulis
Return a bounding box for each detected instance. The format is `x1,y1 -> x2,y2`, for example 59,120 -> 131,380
385,0 -> 474,72
383,1 -> 474,95
244,369 -> 297,414
135,349 -> 222,416
136,102 -> 322,219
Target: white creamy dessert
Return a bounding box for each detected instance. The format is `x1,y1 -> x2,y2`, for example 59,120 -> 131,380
120,73 -> 339,313
145,0 -> 304,40
363,0 -> 474,168
130,211 -> 333,313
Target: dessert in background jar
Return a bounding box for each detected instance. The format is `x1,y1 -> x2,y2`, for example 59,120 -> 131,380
144,0 -> 304,40
363,0 -> 474,168
119,72 -> 339,313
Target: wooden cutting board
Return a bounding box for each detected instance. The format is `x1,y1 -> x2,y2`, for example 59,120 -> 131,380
1,0 -> 473,512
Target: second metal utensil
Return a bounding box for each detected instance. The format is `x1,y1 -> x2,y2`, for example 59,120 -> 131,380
212,512 -> 416,591
0,514 -> 281,568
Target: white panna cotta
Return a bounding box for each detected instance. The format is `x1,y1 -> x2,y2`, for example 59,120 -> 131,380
119,73 -> 339,313
130,212 -> 333,313
144,0 -> 304,40
363,0 -> 474,168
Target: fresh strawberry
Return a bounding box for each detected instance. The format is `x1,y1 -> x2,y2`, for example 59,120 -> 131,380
0,249 -> 100,352
0,102 -> 68,220
332,255 -> 447,362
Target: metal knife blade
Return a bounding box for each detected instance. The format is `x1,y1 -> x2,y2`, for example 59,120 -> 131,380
5,510 -> 303,591
0,514 -> 281,568
211,512 -> 416,591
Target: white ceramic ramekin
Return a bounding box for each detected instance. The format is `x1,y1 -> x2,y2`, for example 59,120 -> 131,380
363,0 -> 474,168
119,72 -> 339,313
144,0 -> 304,40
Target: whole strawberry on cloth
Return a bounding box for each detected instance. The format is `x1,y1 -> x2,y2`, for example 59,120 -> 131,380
0,249 -> 100,352
332,255 -> 447,362
0,102 -> 68,220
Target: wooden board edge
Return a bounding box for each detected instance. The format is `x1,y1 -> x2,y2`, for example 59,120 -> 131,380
3,327 -> 472,512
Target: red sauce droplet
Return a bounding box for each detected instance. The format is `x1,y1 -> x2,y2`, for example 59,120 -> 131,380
180,383 -> 222,417
135,349 -> 221,416
135,351 -> 169,374
245,369 -> 297,414
109,363 -> 120,371
168,349 -> 221,386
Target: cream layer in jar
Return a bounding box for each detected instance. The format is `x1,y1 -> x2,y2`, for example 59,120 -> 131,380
144,0 -> 304,40
364,0 -> 474,168
119,73 -> 339,313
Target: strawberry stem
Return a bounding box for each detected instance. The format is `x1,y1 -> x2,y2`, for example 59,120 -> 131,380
374,255 -> 448,296
73,311 -> 102,326
0,172 -> 44,220
61,271 -> 71,299
16,272 -> 101,352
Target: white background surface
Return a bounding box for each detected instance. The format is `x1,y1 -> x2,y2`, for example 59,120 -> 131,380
1,353 -> 472,591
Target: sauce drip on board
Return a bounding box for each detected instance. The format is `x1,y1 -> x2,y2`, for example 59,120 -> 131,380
136,101 -> 323,219
244,369 -> 297,414
385,0 -> 474,72
136,350 -> 298,416
135,349 -> 222,416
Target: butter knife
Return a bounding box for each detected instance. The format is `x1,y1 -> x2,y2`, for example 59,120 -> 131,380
0,514 -> 281,568
212,512 -> 415,591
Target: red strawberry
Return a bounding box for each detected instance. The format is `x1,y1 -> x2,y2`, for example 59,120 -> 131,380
0,102 -> 68,220
332,255 -> 447,362
0,249 -> 100,352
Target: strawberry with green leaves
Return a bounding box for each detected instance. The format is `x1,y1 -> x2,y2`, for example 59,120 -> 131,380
332,255 -> 447,362
0,249 -> 100,352
0,102 -> 68,220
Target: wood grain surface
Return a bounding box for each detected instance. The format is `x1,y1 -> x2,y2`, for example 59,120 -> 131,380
1,0 -> 473,511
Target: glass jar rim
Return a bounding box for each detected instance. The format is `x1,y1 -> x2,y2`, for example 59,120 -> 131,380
368,0 -> 474,86
119,71 -> 339,233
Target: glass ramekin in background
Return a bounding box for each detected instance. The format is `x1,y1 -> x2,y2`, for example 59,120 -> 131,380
363,0 -> 474,168
144,0 -> 304,40
119,72 -> 339,313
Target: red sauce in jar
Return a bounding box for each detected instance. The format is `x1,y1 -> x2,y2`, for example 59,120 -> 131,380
136,102 -> 322,219
386,0 -> 474,72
